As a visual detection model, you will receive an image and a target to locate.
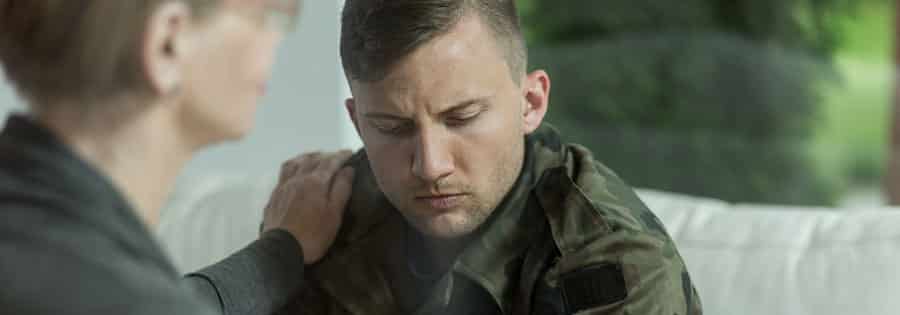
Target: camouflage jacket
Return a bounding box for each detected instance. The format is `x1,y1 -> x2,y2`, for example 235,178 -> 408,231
282,125 -> 702,315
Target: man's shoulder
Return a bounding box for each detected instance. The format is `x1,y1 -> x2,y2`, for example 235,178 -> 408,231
326,150 -> 402,251
533,142 -> 674,251
530,143 -> 700,314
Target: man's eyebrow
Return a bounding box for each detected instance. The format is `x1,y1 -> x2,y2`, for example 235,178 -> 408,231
440,97 -> 490,115
362,96 -> 490,120
363,112 -> 410,121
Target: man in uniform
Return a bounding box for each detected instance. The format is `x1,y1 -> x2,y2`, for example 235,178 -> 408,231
285,0 -> 703,314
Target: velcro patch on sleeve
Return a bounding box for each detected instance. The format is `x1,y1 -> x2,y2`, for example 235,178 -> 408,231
560,263 -> 628,313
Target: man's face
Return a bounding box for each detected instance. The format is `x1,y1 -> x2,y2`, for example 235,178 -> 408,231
347,14 -> 549,239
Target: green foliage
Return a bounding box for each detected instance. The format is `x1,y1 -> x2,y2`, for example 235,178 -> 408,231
813,2 -> 893,189
519,0 -> 866,205
815,57 -> 891,187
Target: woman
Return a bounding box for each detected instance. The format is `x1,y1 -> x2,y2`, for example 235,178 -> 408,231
0,1 -> 354,314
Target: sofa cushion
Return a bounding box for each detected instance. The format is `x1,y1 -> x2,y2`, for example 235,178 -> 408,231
639,189 -> 900,315
158,173 -> 277,272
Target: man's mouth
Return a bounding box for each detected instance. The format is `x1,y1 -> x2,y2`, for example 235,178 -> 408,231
415,193 -> 467,210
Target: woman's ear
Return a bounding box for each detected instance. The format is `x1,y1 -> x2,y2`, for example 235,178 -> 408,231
141,2 -> 192,97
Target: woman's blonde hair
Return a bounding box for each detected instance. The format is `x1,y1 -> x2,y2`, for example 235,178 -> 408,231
0,0 -> 218,111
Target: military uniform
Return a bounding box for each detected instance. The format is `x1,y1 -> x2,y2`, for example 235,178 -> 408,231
283,124 -> 702,315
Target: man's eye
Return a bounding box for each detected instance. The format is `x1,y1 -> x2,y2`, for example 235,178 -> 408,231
375,122 -> 414,135
446,112 -> 480,127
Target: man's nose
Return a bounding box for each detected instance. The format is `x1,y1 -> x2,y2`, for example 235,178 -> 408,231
411,128 -> 454,184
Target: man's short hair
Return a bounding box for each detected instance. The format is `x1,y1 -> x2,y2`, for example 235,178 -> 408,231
0,1 -> 219,111
340,0 -> 527,83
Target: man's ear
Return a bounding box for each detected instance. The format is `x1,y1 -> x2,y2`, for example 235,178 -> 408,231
141,1 -> 192,97
345,98 -> 362,137
522,70 -> 551,134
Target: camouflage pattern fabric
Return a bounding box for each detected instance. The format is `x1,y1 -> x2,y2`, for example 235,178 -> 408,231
281,124 -> 702,315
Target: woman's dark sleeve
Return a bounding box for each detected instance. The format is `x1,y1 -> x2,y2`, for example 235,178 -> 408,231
184,229 -> 306,315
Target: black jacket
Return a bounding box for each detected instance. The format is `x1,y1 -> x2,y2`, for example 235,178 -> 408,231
0,115 -> 305,315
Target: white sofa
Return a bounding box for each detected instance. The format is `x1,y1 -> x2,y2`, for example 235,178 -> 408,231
156,173 -> 900,315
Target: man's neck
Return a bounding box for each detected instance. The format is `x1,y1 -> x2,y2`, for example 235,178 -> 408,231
36,104 -> 197,229
421,233 -> 476,273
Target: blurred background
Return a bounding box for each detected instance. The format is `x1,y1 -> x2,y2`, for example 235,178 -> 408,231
519,0 -> 895,207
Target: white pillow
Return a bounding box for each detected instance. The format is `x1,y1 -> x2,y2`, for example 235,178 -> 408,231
638,189 -> 900,315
